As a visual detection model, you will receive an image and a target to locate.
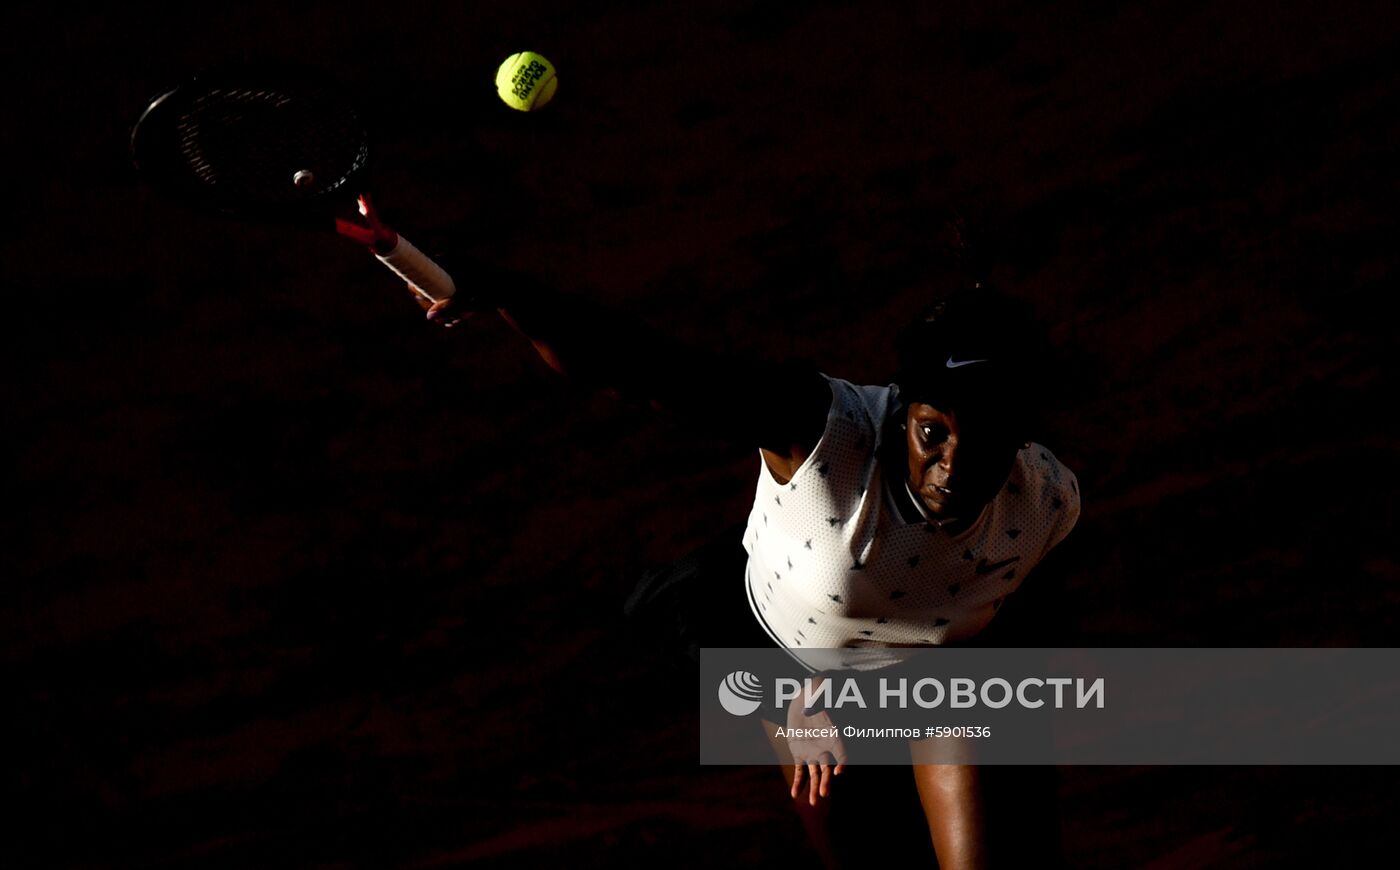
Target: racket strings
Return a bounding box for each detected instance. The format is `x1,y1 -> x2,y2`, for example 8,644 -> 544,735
169,85 -> 368,210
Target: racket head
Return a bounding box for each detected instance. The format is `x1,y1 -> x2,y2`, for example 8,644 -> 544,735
131,61 -> 372,225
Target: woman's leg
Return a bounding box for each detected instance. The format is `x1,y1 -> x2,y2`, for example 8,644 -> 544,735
911,763 -> 1066,869
911,764 -> 988,869
766,724 -> 938,869
813,763 -> 941,867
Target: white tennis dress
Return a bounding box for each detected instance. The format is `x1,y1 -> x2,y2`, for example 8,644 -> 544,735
743,376 -> 1079,671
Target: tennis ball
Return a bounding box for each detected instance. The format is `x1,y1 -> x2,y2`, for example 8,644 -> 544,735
495,51 -> 558,111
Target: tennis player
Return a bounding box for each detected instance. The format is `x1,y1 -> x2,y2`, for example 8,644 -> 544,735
417,270 -> 1079,869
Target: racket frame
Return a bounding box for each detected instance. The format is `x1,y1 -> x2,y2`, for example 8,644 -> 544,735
132,63 -> 456,303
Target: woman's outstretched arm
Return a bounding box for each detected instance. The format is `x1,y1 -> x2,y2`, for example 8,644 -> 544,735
418,261 -> 832,459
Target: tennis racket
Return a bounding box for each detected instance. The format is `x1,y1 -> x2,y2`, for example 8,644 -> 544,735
131,61 -> 456,303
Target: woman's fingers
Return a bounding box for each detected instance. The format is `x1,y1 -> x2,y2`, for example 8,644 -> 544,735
425,298 -> 470,327
793,757 -> 844,804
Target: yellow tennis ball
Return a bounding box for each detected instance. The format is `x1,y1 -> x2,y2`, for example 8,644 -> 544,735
495,52 -> 558,111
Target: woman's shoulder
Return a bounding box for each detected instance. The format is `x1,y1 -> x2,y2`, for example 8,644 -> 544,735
824,376 -> 902,431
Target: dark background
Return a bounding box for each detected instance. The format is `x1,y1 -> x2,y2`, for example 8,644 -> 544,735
8,0 -> 1398,866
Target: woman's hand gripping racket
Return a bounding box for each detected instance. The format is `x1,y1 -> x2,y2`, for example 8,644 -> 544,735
131,62 -> 458,313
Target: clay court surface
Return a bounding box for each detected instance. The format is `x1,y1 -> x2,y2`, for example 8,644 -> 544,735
9,1 -> 1398,865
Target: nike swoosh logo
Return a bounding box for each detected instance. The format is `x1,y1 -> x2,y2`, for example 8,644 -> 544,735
974,556 -> 1020,575
946,356 -> 989,368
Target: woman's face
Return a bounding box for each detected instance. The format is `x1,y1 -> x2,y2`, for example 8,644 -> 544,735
904,402 -> 1021,522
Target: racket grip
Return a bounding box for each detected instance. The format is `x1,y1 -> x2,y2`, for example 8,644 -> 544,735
375,235 -> 457,303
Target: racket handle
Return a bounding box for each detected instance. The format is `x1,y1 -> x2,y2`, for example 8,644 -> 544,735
375,235 -> 457,303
